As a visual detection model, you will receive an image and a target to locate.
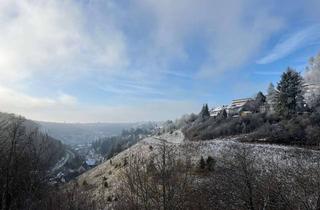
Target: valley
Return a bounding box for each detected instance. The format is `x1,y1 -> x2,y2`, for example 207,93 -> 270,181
1,1 -> 320,208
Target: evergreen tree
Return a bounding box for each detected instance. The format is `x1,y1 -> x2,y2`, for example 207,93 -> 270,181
199,104 -> 210,119
219,109 -> 228,119
242,92 -> 266,113
199,156 -> 206,170
206,156 -> 215,171
255,91 -> 266,105
276,68 -> 304,118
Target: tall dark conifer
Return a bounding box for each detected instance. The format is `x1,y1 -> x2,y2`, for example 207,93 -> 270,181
199,104 -> 210,119
276,68 -> 304,118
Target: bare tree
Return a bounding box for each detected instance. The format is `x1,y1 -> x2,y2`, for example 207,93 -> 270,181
115,140 -> 195,210
0,116 -> 64,210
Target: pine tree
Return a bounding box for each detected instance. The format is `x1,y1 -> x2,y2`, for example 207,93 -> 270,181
199,104 -> 210,119
206,156 -> 215,171
276,68 -> 304,118
255,91 -> 266,105
219,109 -> 228,119
242,92 -> 266,113
199,156 -> 206,170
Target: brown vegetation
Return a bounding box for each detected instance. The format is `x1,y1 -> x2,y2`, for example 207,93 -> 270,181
113,142 -> 320,210
0,115 -> 64,209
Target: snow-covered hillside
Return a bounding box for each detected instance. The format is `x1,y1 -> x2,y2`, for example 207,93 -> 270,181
73,130 -> 320,205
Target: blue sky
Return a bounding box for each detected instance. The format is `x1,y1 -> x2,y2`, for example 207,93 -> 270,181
0,0 -> 320,122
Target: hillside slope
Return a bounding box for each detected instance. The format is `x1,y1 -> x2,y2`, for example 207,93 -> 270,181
73,129 -> 320,207
0,112 -> 66,165
0,112 -> 69,209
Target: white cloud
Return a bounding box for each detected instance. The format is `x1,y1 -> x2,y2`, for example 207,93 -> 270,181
0,0 -> 128,82
134,0 -> 284,77
257,24 -> 320,64
0,85 -> 199,122
0,0 -> 319,122
0,86 -> 76,111
57,93 -> 78,106
79,100 -> 200,123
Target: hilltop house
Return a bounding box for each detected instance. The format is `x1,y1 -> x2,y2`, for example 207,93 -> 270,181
227,98 -> 253,116
209,98 -> 254,118
210,105 -> 228,117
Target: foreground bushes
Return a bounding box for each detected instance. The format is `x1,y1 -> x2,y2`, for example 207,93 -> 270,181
39,142 -> 320,210
252,113 -> 320,145
183,112 -> 320,146
114,144 -> 320,210
183,113 -> 278,141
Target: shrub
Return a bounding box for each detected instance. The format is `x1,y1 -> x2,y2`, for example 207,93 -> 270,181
305,125 -> 320,145
107,196 -> 112,202
104,181 -> 109,188
183,113 -> 270,141
199,156 -> 206,170
206,156 -> 216,171
123,158 -> 128,166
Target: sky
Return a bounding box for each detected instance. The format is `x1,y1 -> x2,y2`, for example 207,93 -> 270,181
0,0 -> 320,122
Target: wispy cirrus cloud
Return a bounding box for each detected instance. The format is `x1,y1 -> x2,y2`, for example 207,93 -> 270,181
257,24 -> 320,64
134,0 -> 284,77
94,82 -> 165,97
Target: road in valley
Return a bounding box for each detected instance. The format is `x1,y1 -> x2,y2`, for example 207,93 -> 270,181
51,149 -> 75,173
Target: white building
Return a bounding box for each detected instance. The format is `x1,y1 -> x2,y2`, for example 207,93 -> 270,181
227,98 -> 253,116
209,106 -> 227,117
209,98 -> 253,118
